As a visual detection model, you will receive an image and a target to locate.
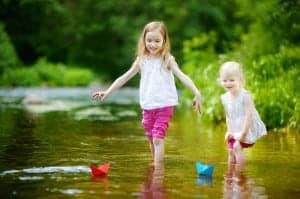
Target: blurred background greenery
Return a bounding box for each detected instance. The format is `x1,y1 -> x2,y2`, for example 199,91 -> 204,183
0,0 -> 299,130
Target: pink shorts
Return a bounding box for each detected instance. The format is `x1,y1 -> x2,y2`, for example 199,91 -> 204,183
142,106 -> 174,139
227,137 -> 254,149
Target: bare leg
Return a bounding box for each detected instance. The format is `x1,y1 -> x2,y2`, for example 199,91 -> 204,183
149,139 -> 155,166
226,161 -> 235,177
225,152 -> 235,183
223,162 -> 235,198
153,138 -> 164,167
233,142 -> 245,171
228,149 -> 236,165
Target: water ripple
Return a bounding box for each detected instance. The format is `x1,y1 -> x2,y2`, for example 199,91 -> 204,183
0,166 -> 90,176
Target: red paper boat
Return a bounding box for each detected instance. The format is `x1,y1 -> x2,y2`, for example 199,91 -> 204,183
90,162 -> 110,177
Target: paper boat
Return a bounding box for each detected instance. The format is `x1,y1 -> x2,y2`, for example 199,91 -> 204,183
195,162 -> 214,176
90,162 -> 110,177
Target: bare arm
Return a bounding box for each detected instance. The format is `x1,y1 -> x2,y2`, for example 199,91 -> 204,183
93,58 -> 140,101
169,56 -> 201,113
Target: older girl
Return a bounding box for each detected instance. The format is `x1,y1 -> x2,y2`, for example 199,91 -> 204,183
93,21 -> 201,167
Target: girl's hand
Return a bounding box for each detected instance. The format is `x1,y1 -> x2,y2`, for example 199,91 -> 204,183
225,132 -> 233,141
236,132 -> 246,142
192,95 -> 201,113
92,91 -> 107,101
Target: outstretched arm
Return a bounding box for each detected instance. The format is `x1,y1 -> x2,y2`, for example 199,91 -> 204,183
93,58 -> 140,101
169,56 -> 201,113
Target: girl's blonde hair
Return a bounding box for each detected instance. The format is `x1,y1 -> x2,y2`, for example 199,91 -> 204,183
136,21 -> 170,63
219,61 -> 245,85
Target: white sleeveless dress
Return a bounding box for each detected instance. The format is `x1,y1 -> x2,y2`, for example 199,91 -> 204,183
139,56 -> 178,110
221,89 -> 267,144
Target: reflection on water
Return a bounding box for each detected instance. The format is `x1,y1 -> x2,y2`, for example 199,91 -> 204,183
0,88 -> 299,198
1,109 -> 39,169
91,176 -> 110,194
0,166 -> 90,176
223,163 -> 267,199
196,175 -> 213,186
139,164 -> 167,199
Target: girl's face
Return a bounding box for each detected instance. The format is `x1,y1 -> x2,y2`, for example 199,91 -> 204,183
220,73 -> 242,95
145,30 -> 164,56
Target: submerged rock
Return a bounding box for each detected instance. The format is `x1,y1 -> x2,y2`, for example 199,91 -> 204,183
22,95 -> 47,105
23,99 -> 87,114
74,107 -> 119,121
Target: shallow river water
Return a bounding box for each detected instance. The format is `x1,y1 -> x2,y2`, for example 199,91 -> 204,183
0,88 -> 299,198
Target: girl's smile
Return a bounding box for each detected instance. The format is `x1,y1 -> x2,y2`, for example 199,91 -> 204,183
220,76 -> 241,95
145,30 -> 164,56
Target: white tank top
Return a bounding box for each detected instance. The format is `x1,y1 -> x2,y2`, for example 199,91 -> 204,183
139,56 -> 178,110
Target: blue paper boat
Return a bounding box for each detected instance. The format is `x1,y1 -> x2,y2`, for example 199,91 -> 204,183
195,162 -> 214,176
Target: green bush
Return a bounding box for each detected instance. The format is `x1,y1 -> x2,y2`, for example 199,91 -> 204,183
181,32 -> 225,123
62,68 -> 96,86
0,58 -> 97,87
181,33 -> 299,130
0,22 -> 19,74
247,46 -> 300,129
1,67 -> 41,86
179,0 -> 300,130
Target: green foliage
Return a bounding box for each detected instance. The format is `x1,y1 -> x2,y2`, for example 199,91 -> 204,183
2,67 -> 40,87
62,68 -> 97,86
0,0 -> 246,78
182,37 -> 299,130
0,22 -> 19,74
247,46 -> 300,129
181,32 -> 224,123
0,59 -> 96,87
0,0 -> 299,130
290,97 -> 300,131
181,0 -> 300,130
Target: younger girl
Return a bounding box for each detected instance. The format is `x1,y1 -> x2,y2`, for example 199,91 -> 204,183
219,61 -> 267,169
93,21 -> 201,167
